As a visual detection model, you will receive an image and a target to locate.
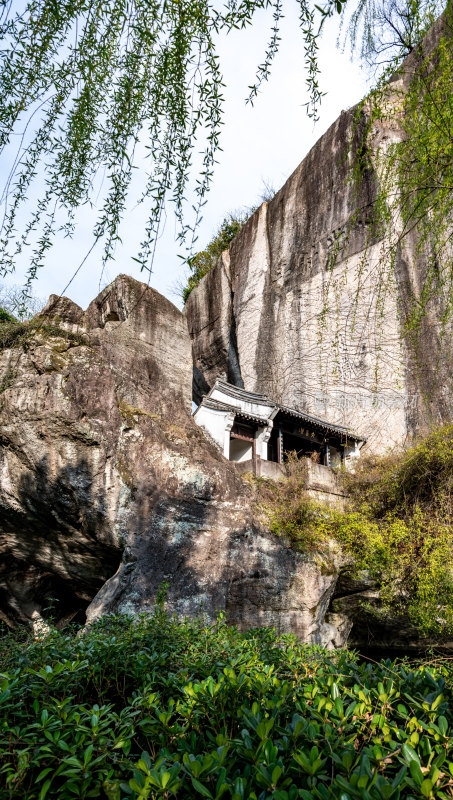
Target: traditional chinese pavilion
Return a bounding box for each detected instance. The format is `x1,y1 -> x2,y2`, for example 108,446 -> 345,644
193,380 -> 365,475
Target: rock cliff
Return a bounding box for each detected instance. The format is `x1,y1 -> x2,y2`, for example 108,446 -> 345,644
2,16 -> 452,650
185,14 -> 453,454
0,274 -> 343,644
1,274 -> 448,653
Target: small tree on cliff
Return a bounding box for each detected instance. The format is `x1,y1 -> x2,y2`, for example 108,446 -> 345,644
183,214 -> 246,303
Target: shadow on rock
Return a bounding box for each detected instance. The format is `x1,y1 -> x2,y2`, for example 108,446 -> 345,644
0,456 -> 122,629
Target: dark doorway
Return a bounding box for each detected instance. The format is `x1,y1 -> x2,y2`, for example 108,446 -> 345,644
282,431 -> 322,460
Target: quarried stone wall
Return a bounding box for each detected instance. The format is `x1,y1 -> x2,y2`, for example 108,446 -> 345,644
185,15 -> 453,454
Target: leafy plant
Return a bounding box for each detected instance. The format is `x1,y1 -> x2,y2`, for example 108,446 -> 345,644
0,307 -> 15,323
257,452 -> 321,550
2,612 -> 453,798
258,425 -> 453,636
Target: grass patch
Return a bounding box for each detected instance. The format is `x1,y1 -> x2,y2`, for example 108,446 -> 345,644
2,612 -> 453,799
0,318 -> 87,350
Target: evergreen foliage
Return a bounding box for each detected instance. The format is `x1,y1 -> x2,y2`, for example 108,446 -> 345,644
2,611 -> 453,799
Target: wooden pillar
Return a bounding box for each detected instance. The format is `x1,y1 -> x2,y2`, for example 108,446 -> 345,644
278,428 -> 283,464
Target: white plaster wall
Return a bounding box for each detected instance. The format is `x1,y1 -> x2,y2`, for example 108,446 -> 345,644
194,406 -> 230,450
230,439 -> 253,462
255,425 -> 272,459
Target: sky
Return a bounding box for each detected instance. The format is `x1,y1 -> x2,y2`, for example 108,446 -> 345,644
1,6 -> 369,312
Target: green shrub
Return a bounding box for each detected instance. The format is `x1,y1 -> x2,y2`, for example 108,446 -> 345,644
258,427 -> 453,636
0,307 -> 16,323
182,215 -> 248,303
342,424 -> 453,517
257,454 -> 322,551
2,612 -> 453,799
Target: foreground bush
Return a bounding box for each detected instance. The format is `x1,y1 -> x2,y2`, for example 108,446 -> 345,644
2,613 -> 453,799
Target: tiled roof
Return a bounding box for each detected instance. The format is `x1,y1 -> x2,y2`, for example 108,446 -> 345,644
273,404 -> 365,441
199,381 -> 366,443
200,397 -> 269,425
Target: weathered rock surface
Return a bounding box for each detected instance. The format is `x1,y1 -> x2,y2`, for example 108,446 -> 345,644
185,14 -> 453,454
3,17 -> 452,650
0,274 -> 343,641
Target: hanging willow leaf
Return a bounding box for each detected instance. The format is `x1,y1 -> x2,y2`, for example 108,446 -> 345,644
0,0 -> 331,289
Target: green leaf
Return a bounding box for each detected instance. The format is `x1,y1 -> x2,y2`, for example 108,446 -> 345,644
39,779 -> 52,800
103,781 -> 121,800
438,716 -> 448,735
431,694 -> 443,711
409,759 -> 424,785
36,768 -> 53,782
191,777 -> 213,798
401,743 -> 421,766
420,778 -> 433,797
272,765 -> 283,785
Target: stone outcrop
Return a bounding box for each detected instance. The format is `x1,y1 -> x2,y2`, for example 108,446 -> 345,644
0,274 -> 343,642
185,14 -> 453,454
1,274 -> 450,653
2,15 -> 452,651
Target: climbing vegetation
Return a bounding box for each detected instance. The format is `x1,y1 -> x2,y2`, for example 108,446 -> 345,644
259,424 -> 453,636
318,4 -> 453,394
3,609 -> 453,798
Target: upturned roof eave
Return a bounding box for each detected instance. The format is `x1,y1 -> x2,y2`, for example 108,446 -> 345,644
199,380 -> 367,443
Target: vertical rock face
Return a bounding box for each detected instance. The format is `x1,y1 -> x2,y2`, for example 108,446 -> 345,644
185,15 -> 453,453
0,274 -> 343,642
